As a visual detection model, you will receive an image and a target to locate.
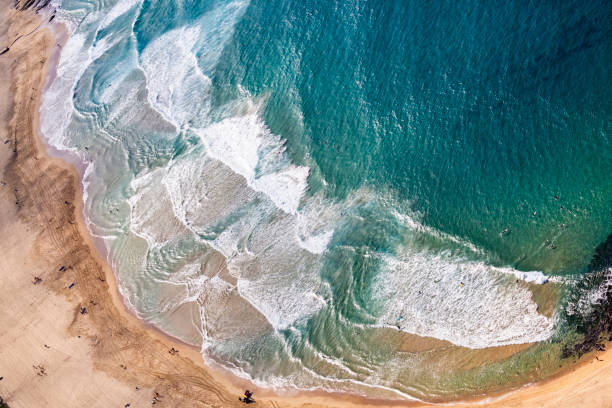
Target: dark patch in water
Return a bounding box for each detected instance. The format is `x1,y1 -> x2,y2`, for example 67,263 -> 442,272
588,233 -> 612,272
562,233 -> 612,358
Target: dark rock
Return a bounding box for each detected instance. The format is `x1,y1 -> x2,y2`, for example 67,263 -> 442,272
561,233 -> 612,359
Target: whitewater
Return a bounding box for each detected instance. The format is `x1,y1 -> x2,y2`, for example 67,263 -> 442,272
37,0 -> 612,401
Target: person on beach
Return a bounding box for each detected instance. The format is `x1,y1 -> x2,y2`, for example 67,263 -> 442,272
240,390 -> 254,403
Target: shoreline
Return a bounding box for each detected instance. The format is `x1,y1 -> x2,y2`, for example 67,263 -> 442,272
1,4 -> 611,408
0,5 -> 250,407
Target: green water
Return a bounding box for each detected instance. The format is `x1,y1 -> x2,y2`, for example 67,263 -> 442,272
44,0 -> 612,401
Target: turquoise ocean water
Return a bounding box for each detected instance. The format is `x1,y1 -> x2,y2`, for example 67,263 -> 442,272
42,0 -> 611,401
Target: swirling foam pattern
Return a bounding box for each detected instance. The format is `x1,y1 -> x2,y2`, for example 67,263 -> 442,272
42,0 -> 612,400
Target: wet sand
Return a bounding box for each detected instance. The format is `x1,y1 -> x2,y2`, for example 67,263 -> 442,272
0,3 -> 611,408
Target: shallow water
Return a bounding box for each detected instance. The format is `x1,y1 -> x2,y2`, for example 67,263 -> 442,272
42,0 -> 612,400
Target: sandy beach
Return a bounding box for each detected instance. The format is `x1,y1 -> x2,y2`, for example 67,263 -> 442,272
0,3 -> 611,408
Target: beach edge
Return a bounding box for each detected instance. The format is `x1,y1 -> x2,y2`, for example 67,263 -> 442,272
0,3 -> 611,408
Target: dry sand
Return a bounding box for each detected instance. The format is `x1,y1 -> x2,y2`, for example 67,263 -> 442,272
0,4 -> 610,408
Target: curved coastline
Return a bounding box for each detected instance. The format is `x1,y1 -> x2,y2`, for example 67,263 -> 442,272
0,4 -> 611,408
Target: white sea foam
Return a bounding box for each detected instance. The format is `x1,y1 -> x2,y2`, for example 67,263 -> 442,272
139,8 -> 309,215
566,267 -> 611,318
508,269 -> 551,284
390,208 -> 486,256
42,0 -> 144,150
373,252 -> 555,348
216,208 -> 325,330
41,30 -> 87,149
138,1 -> 250,125
197,114 -> 310,214
298,229 -> 334,254
140,24 -> 211,127
295,195 -> 338,254
98,0 -> 141,30
155,145 -> 324,330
